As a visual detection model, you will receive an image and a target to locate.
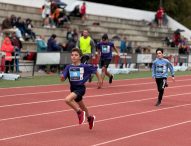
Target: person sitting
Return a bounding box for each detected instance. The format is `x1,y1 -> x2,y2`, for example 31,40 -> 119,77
1,36 -> 14,73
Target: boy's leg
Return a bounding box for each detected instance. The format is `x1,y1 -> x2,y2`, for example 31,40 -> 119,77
103,59 -> 113,84
101,66 -> 106,83
65,92 -> 86,124
65,92 -> 79,112
155,78 -> 166,106
78,100 -> 95,129
77,100 -> 90,118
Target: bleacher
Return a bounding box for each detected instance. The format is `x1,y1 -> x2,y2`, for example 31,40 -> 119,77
0,2 -> 181,74
0,2 -> 174,52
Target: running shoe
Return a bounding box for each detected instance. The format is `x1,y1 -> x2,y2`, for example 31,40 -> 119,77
165,82 -> 168,87
88,115 -> 96,129
109,75 -> 113,84
78,111 -> 85,124
155,100 -> 161,106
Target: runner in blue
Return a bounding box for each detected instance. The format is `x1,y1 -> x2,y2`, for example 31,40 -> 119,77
60,48 -> 102,129
152,48 -> 175,106
97,34 -> 119,84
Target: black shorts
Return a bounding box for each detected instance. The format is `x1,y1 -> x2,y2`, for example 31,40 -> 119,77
100,59 -> 111,68
70,85 -> 86,102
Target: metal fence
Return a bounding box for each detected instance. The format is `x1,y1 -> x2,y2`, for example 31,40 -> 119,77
1,52 -> 190,77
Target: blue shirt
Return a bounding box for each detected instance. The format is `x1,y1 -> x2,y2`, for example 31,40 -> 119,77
152,58 -> 174,78
62,64 -> 97,86
97,42 -> 114,59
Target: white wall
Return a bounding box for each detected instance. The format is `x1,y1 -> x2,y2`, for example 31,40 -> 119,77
0,0 -> 190,39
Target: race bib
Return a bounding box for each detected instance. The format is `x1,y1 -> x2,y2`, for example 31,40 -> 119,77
101,45 -> 110,53
156,65 -> 166,74
69,67 -> 84,81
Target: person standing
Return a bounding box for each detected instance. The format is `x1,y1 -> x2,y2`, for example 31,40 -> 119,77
77,29 -> 96,82
80,2 -> 87,22
152,48 -> 175,106
77,29 -> 95,63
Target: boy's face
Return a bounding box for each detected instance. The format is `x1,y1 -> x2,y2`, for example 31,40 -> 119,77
156,50 -> 163,59
71,51 -> 81,64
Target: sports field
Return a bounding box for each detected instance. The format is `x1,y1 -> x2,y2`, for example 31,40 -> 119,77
0,73 -> 191,145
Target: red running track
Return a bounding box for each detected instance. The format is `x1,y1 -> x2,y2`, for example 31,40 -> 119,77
0,75 -> 191,146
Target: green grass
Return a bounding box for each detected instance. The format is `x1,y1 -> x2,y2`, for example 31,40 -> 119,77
0,71 -> 191,88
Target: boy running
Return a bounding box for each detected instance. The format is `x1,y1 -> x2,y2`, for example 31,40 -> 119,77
152,48 -> 175,106
60,48 -> 102,129
97,34 -> 119,84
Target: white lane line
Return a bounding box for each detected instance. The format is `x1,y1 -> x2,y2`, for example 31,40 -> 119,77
1,91 -> 191,122
0,78 -> 191,98
92,120 -> 191,146
0,74 -> 190,90
0,76 -> 153,90
0,81 -> 156,98
1,84 -> 191,108
0,103 -> 191,141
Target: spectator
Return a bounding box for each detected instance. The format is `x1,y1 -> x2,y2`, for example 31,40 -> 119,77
47,34 -> 62,73
173,29 -> 182,47
15,17 -> 27,40
77,29 -> 96,64
119,36 -> 127,68
126,40 -> 132,68
47,34 -> 62,52
66,35 -> 78,52
42,0 -> 51,28
1,17 -> 12,30
80,2 -> 87,22
25,18 -> 36,41
36,35 -> 47,72
156,6 -> 164,27
1,36 -> 14,73
10,15 -> 17,28
36,35 -> 47,52
135,46 -> 142,68
69,4 -> 81,17
10,32 -> 23,73
66,27 -> 73,41
57,9 -> 70,27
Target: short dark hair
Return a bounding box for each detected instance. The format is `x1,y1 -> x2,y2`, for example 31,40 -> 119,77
71,48 -> 83,57
51,34 -> 57,39
156,48 -> 163,54
102,33 -> 108,40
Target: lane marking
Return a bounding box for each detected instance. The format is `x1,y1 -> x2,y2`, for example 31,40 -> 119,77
0,78 -> 191,98
1,84 -> 191,108
0,74 -> 190,90
0,103 -> 191,141
92,120 -> 191,146
1,92 -> 191,122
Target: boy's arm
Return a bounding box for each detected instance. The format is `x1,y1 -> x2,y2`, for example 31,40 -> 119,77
95,71 -> 102,89
90,39 -> 96,56
60,66 -> 69,82
152,62 -> 156,78
168,61 -> 175,81
60,74 -> 66,82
